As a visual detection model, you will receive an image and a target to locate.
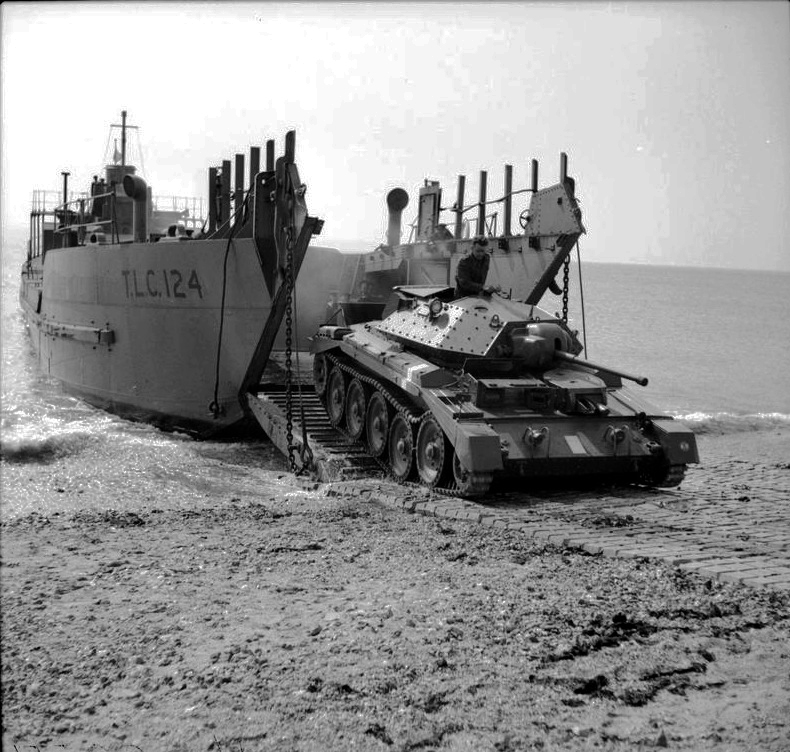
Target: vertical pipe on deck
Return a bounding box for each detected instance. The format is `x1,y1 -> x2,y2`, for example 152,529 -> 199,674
220,160 -> 231,226
531,159 -> 539,192
61,172 -> 70,206
285,131 -> 295,161
249,146 -> 260,183
266,140 -> 275,171
208,167 -> 218,233
61,172 -> 70,248
476,170 -> 487,237
560,152 -> 568,183
454,175 -> 465,239
503,164 -> 513,237
234,153 -> 245,219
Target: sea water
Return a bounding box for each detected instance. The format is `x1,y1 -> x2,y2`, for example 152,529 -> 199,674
2,240 -> 789,518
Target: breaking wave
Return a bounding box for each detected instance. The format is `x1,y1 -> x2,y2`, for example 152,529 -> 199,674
674,411 -> 790,436
0,431 -> 96,463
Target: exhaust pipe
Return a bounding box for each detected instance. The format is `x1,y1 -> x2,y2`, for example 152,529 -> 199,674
386,188 -> 409,246
123,174 -> 149,242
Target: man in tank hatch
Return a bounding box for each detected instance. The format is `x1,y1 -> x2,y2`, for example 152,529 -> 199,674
454,236 -> 501,299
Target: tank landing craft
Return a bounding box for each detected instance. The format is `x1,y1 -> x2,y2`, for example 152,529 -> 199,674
311,287 -> 698,496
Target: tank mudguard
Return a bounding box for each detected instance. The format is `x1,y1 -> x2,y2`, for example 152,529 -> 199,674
310,328 -> 351,355
648,419 -> 700,464
453,424 -> 504,473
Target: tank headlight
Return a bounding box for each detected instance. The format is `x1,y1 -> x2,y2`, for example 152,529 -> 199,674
428,298 -> 444,317
489,314 -> 501,329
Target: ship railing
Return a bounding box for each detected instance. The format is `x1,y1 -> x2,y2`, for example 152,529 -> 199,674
31,191 -> 122,251
31,189 -> 90,215
151,195 -> 206,220
404,213 -> 495,244
33,190 -> 206,220
28,190 -> 112,259
29,187 -> 208,257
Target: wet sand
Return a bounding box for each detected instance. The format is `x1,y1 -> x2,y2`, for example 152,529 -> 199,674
2,430 -> 789,751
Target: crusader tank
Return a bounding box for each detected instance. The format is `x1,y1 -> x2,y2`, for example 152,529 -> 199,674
309,154 -> 699,496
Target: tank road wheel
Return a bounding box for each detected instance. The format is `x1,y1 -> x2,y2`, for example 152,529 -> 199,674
326,367 -> 346,427
313,354 -> 329,399
388,414 -> 415,482
452,451 -> 492,498
416,416 -> 451,488
365,391 -> 390,457
345,378 -> 367,441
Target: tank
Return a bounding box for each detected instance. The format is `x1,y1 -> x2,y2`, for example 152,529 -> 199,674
309,154 -> 699,496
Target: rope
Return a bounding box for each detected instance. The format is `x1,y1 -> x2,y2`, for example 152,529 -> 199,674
447,186 -> 534,215
576,240 -> 589,357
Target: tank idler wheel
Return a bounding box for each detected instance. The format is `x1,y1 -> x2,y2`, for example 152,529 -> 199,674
416,416 -> 451,488
365,391 -> 390,458
452,452 -> 492,497
388,414 -> 415,482
313,354 -> 329,399
641,463 -> 687,488
325,367 -> 346,427
345,378 -> 367,441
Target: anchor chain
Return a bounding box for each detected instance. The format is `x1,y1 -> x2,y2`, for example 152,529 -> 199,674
561,254 -> 570,324
284,226 -> 297,473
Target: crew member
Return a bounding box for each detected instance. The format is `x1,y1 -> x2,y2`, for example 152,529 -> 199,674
358,280 -> 374,301
454,236 -> 501,298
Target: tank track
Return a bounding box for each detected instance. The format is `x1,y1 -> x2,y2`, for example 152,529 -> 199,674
321,352 -> 490,497
651,463 -> 687,488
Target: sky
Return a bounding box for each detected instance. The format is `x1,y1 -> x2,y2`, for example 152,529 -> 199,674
2,1 -> 789,271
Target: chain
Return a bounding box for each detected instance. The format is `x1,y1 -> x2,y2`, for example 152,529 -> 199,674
284,225 -> 296,472
561,254 -> 570,323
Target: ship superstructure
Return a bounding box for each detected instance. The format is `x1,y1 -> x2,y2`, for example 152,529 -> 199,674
19,111 -> 356,436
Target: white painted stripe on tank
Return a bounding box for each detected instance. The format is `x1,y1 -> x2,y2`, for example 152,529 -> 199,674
564,435 -> 587,454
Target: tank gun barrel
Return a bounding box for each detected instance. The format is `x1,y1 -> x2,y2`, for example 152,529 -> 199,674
555,351 -> 648,387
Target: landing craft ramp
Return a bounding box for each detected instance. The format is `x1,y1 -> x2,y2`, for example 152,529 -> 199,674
248,352 -> 382,481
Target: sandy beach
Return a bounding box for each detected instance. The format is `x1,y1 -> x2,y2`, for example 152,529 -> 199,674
2,430 -> 789,751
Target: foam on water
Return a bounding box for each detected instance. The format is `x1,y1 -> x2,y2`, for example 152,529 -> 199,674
0,431 -> 98,463
674,411 -> 790,436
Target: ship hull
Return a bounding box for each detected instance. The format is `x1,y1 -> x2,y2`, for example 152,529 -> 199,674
20,238 -> 354,437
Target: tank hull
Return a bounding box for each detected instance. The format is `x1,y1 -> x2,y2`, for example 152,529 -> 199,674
311,300 -> 699,496
20,239 -> 352,436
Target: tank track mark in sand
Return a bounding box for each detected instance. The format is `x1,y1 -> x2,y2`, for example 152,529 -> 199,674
308,454 -> 790,593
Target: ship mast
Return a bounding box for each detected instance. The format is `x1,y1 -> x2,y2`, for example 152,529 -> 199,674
121,110 -> 127,167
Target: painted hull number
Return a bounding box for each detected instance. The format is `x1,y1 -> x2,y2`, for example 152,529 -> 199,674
122,269 -> 203,299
